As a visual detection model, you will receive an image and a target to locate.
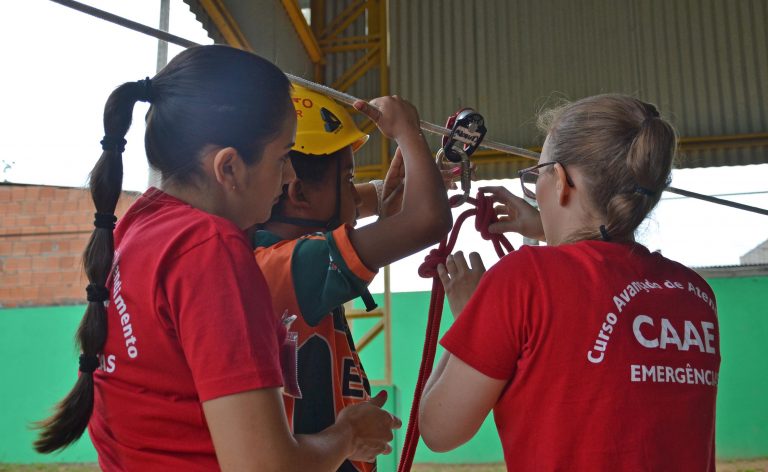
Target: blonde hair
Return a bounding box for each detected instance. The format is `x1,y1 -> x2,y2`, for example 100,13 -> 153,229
538,94 -> 677,242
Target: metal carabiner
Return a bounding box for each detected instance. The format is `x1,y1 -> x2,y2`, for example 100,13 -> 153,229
435,147 -> 473,206
437,108 -> 487,205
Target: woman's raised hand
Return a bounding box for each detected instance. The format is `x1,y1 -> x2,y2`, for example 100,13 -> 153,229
481,186 -> 545,241
354,96 -> 422,141
437,251 -> 486,318
336,390 -> 402,462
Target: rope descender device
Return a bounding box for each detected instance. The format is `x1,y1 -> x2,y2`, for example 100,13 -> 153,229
435,108 -> 487,205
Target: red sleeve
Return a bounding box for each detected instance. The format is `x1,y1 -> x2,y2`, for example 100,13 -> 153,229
164,232 -> 283,402
440,253 -> 532,381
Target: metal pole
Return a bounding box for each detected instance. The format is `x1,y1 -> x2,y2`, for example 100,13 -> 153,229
384,265 -> 392,385
156,0 -> 170,72
148,0 -> 170,189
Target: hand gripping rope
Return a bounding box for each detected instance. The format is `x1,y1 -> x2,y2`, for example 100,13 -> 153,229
397,190 -> 514,472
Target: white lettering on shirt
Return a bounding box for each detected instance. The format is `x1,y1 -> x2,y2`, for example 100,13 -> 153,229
112,265 -> 139,359
632,315 -> 717,355
630,363 -> 717,386
587,277 -> 717,366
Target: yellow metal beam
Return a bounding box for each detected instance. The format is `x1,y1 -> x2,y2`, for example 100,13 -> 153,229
197,0 -> 252,50
322,41 -> 379,54
370,0 -> 390,176
331,46 -> 379,92
353,166 -> 387,182
320,0 -> 367,40
279,0 -> 324,65
346,309 -> 383,320
319,34 -> 381,46
383,264 -> 392,384
678,132 -> 768,144
355,319 -> 384,352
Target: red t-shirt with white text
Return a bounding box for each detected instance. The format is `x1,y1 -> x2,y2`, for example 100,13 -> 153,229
89,188 -> 283,471
441,241 -> 719,471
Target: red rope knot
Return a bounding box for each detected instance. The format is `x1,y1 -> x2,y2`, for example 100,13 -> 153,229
418,247 -> 449,278
473,193 -> 499,241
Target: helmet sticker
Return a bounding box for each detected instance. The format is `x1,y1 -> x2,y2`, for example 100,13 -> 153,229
320,107 -> 343,133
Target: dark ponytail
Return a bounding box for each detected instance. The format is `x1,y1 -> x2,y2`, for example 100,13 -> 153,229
538,95 -> 677,243
34,45 -> 291,452
34,81 -> 148,453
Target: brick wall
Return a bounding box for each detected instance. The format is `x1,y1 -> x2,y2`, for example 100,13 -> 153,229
0,183 -> 139,307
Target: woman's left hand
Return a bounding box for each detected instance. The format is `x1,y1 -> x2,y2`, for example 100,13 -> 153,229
437,251 -> 486,318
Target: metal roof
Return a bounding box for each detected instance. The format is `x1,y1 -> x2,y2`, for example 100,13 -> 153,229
185,0 -> 768,179
694,263 -> 768,279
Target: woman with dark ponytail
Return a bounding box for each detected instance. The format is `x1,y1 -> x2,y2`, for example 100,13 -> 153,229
35,45 -> 399,471
419,95 -> 720,470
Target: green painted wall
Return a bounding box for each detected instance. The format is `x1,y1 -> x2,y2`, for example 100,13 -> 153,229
0,306 -> 96,463
2,276 -> 766,465
708,276 -> 768,458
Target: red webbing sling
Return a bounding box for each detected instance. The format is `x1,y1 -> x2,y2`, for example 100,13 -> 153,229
397,191 -> 514,472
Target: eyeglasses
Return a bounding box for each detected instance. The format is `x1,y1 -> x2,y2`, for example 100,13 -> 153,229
517,161 -> 575,200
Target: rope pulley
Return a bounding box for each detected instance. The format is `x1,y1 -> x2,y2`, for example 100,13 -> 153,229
440,108 -> 487,162
436,108 -> 487,205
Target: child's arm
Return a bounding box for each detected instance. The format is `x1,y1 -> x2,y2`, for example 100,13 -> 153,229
349,97 -> 452,270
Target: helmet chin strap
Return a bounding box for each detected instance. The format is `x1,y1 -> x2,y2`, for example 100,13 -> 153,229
268,157 -> 343,231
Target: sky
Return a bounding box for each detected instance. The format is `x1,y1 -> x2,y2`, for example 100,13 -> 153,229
3,0 -> 768,294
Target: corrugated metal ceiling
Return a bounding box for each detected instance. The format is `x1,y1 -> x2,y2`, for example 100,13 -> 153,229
185,0 -> 768,179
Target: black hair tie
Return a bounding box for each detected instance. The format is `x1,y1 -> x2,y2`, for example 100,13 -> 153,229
86,283 -> 110,303
79,354 -> 100,374
634,186 -> 656,197
137,77 -> 152,102
94,212 -> 117,229
599,225 -> 611,242
100,135 -> 127,153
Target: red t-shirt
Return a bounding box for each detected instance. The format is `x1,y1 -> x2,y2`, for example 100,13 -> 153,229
441,241 -> 719,471
90,188 -> 283,471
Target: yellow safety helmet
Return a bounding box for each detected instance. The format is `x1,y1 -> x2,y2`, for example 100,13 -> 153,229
291,84 -> 369,156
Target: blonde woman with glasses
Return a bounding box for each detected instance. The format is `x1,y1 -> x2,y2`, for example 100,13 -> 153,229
419,94 -> 720,471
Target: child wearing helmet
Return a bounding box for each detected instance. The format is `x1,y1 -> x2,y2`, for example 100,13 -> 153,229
252,85 -> 453,472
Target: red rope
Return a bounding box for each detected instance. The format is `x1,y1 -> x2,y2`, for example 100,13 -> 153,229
397,192 -> 513,472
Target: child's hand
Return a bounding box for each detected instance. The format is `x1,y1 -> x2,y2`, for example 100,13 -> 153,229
480,186 -> 545,241
437,251 -> 486,318
354,96 -> 421,141
380,148 -> 405,218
